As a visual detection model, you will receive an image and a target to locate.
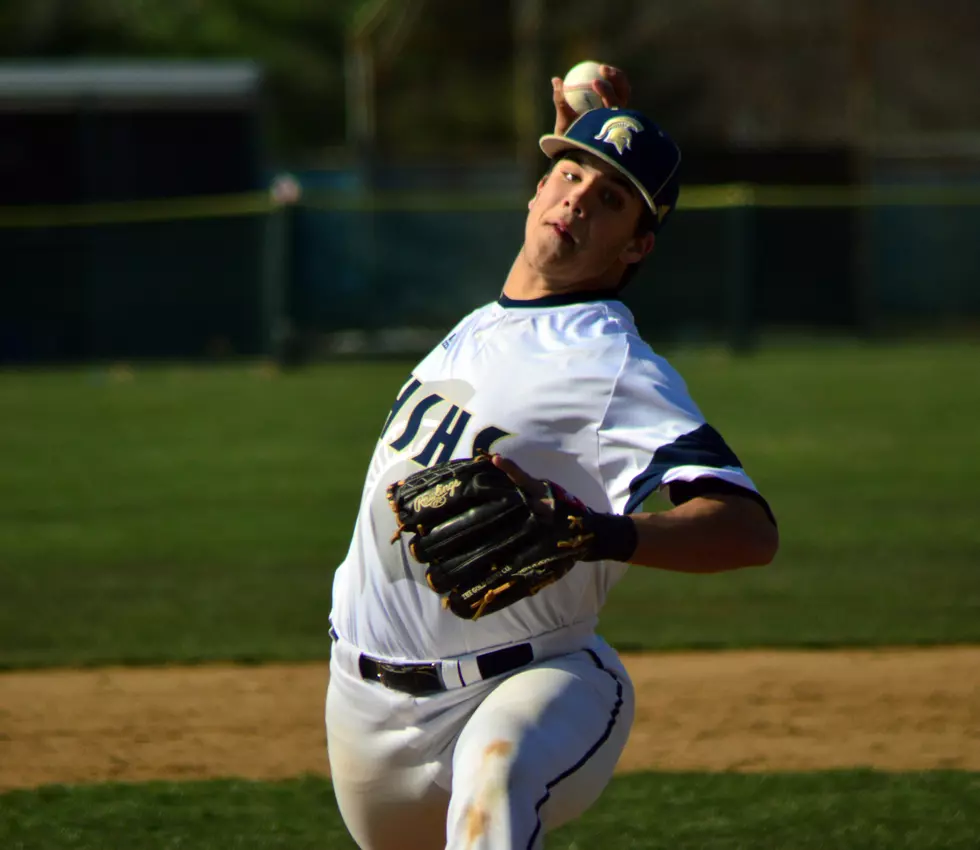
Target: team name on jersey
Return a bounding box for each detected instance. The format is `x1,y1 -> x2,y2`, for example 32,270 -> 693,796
380,377 -> 512,466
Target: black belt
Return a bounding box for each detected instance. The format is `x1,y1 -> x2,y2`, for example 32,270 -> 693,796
357,642 -> 535,697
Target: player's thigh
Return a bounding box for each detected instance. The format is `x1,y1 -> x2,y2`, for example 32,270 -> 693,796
331,775 -> 448,850
326,660 -> 451,850
447,643 -> 635,848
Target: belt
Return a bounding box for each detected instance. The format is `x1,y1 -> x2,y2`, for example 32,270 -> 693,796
329,621 -> 594,697
357,642 -> 534,697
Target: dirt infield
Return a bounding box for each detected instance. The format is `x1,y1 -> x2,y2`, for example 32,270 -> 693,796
1,647 -> 978,791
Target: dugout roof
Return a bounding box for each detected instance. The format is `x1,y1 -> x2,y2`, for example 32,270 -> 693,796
0,61 -> 262,111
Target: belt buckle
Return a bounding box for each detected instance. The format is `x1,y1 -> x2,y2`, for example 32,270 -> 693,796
377,662 -> 405,689
390,661 -> 444,696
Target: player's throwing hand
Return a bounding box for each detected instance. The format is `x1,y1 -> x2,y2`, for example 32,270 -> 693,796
551,64 -> 632,136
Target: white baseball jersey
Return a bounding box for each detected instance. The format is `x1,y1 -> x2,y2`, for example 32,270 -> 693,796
329,292 -> 764,661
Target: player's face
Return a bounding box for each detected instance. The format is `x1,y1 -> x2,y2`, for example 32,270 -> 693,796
524,153 -> 654,287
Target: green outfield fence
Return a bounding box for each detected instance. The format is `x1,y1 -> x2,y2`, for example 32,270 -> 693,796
2,182 -> 979,363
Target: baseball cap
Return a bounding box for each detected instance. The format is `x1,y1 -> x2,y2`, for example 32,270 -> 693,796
539,107 -> 681,232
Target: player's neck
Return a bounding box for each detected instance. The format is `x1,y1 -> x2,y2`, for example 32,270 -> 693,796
501,247 -> 621,301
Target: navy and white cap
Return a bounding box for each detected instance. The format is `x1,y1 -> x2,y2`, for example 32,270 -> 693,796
539,107 -> 681,232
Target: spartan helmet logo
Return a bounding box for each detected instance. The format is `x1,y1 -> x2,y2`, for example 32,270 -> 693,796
594,115 -> 644,156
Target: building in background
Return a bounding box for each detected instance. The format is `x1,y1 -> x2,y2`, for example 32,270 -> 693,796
0,61 -> 269,362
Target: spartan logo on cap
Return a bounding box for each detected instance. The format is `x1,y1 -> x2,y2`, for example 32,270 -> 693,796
594,115 -> 644,156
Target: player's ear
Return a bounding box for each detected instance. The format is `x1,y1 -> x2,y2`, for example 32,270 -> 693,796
620,232 -> 655,265
529,176 -> 548,209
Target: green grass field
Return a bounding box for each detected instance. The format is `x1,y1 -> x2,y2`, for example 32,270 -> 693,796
1,341 -> 979,667
2,772 -> 977,850
2,341 -> 979,848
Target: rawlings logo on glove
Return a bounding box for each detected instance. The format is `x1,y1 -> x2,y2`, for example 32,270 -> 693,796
386,453 -> 608,620
412,480 -> 461,511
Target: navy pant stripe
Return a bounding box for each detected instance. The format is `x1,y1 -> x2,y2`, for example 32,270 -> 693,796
525,649 -> 625,849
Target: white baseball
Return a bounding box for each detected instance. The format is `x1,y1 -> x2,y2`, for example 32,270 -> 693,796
562,60 -> 606,115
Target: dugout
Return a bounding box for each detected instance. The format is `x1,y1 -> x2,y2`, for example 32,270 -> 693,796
0,61 -> 267,363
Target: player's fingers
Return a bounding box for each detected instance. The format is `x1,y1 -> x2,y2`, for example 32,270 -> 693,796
551,77 -> 564,106
598,64 -> 631,107
592,78 -> 616,109
552,77 -> 578,136
491,454 -> 531,485
492,455 -> 548,498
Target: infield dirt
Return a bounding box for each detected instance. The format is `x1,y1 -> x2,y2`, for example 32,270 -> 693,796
1,647 -> 977,791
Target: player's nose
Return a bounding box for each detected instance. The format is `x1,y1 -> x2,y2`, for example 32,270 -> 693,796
562,187 -> 591,218
562,178 -> 600,217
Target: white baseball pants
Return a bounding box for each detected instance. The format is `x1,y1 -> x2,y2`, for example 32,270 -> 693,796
325,632 -> 635,850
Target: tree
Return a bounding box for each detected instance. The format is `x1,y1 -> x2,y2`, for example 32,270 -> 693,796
0,0 -> 364,156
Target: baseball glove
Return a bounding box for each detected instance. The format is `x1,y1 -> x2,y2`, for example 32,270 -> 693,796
387,453 -> 607,620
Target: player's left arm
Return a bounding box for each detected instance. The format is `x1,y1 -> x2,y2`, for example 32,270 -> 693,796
599,346 -> 781,571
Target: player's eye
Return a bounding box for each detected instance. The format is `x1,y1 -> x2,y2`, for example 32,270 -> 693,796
561,170 -> 579,182
602,189 -> 625,210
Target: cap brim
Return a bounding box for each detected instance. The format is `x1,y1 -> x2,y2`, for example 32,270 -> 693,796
539,133 -> 658,216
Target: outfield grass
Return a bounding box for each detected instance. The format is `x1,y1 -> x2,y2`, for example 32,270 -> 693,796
1,771 -> 977,849
1,341 -> 978,667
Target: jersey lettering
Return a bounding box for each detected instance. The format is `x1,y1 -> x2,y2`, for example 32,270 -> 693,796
472,425 -> 511,455
389,394 -> 443,451
412,405 -> 472,466
383,377 -> 512,465
380,378 -> 422,440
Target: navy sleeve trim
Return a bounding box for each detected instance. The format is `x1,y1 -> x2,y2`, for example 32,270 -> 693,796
669,478 -> 777,527
624,423 -> 743,514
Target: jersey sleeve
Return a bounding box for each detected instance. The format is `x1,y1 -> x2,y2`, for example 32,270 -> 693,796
597,343 -> 766,516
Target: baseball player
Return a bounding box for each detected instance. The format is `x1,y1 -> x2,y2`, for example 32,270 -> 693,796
325,66 -> 778,850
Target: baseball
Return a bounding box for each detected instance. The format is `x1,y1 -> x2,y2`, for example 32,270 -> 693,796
562,60 -> 606,114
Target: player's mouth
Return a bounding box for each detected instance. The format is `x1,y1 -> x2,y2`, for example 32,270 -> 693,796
549,221 -> 577,245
